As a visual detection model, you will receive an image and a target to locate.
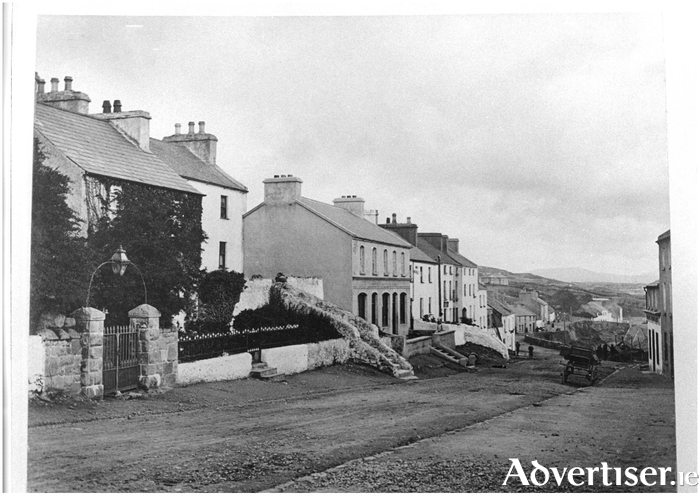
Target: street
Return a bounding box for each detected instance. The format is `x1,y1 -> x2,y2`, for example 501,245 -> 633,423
27,342 -> 675,492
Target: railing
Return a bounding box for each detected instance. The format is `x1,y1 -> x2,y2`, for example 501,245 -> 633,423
178,324 -> 341,363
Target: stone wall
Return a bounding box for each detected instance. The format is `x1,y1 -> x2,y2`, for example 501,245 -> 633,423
130,304 -> 178,389
35,326 -> 82,393
403,336 -> 432,358
432,329 -> 456,349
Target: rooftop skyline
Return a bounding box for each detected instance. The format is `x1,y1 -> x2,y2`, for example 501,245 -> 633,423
33,10 -> 671,275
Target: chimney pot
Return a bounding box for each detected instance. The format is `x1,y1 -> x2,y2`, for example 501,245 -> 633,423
113,100 -> 122,112
188,122 -> 195,134
102,100 -> 112,113
175,123 -> 181,135
386,217 -> 391,224
198,121 -> 205,134
274,175 -> 280,178
37,78 -> 46,94
392,213 -> 397,224
407,217 -> 412,224
50,78 -> 59,92
64,76 -> 73,91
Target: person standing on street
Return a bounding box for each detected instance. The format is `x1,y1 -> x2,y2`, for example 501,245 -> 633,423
515,341 -> 520,356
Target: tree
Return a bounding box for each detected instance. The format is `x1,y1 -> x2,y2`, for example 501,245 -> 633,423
30,139 -> 95,330
87,179 -> 206,327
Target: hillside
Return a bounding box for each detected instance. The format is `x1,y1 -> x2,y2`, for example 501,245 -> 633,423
529,267 -> 656,284
479,266 -> 646,319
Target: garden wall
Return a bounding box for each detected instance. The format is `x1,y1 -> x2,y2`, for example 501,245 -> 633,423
176,338 -> 350,385
177,353 -> 253,385
34,326 -> 82,394
403,336 -> 432,358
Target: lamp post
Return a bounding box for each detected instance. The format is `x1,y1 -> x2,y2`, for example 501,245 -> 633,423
86,245 -> 147,308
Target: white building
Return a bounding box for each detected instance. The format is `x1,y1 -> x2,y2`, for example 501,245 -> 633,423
152,122 -> 248,272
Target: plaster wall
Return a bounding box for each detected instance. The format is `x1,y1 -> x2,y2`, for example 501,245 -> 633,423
261,345 -> 309,375
244,203 -> 353,310
403,336 -> 432,358
192,180 -> 246,272
34,131 -> 89,236
177,353 -> 253,385
412,261 -> 438,321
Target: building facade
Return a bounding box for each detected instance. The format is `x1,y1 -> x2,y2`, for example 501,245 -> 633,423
152,122 -> 248,272
644,280 -> 662,374
243,176 -> 412,335
657,230 -> 673,377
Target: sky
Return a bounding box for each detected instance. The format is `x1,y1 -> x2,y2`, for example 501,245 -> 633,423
33,11 -> 671,276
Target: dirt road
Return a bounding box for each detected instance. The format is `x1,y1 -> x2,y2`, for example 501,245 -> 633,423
27,343 -> 675,492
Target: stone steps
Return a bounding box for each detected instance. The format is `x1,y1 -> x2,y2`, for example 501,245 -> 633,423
250,362 -> 286,381
430,345 -> 468,368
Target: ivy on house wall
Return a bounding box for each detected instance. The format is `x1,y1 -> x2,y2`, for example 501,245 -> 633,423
86,177 -> 206,327
30,139 -> 95,330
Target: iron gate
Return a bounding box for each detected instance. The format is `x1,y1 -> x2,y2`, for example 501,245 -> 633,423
103,325 -> 139,394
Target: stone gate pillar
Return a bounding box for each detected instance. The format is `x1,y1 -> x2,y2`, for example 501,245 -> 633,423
72,307 -> 105,399
130,304 -> 178,390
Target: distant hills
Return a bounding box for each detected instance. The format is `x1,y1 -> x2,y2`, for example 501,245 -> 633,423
528,267 -> 656,284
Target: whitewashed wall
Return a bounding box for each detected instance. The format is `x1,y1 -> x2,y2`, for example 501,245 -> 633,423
177,353 -> 253,385
28,335 -> 44,392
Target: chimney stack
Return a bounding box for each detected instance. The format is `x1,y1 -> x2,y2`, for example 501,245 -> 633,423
447,238 -> 460,253
91,100 -> 151,152
333,195 -> 366,218
163,119 -> 218,165
392,213 -> 397,224
36,76 -> 45,95
407,217 -> 411,224
38,76 -> 91,114
263,175 -> 303,205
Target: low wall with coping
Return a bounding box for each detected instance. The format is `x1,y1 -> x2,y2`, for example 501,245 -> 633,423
177,353 -> 253,385
262,345 -> 309,375
35,327 -> 82,394
432,329 -> 456,349
413,320 -> 438,332
403,336 -> 432,358
176,339 -> 351,384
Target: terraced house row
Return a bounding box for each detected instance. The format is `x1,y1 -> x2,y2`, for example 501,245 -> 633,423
34,73 -> 488,338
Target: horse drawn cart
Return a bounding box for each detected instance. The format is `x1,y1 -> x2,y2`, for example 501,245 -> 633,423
559,345 -> 600,386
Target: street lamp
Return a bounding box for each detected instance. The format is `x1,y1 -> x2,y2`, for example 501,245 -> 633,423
86,245 -> 147,307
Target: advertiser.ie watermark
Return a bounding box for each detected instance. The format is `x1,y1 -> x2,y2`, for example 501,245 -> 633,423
503,459 -> 698,488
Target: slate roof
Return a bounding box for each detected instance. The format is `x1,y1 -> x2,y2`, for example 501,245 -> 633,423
297,197 -> 412,248
511,304 -> 537,317
34,103 -> 200,195
409,246 -> 436,264
488,299 -> 514,316
149,139 -> 248,192
446,248 -> 477,268
416,238 -> 461,266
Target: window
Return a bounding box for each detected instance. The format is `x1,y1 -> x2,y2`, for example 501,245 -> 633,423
428,297 -> 432,314
392,251 -> 397,276
428,267 -> 432,282
371,293 -> 378,325
420,266 -> 424,283
464,284 -> 466,296
469,284 -> 472,297
358,293 -> 367,320
420,298 -> 424,317
220,195 -> 228,219
401,252 -> 406,276
449,266 -> 452,275
218,241 -> 226,269
400,293 -> 407,324
444,265 -> 447,275
372,248 -> 377,275
382,293 -> 390,327
359,246 -> 366,274
383,250 -> 389,275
